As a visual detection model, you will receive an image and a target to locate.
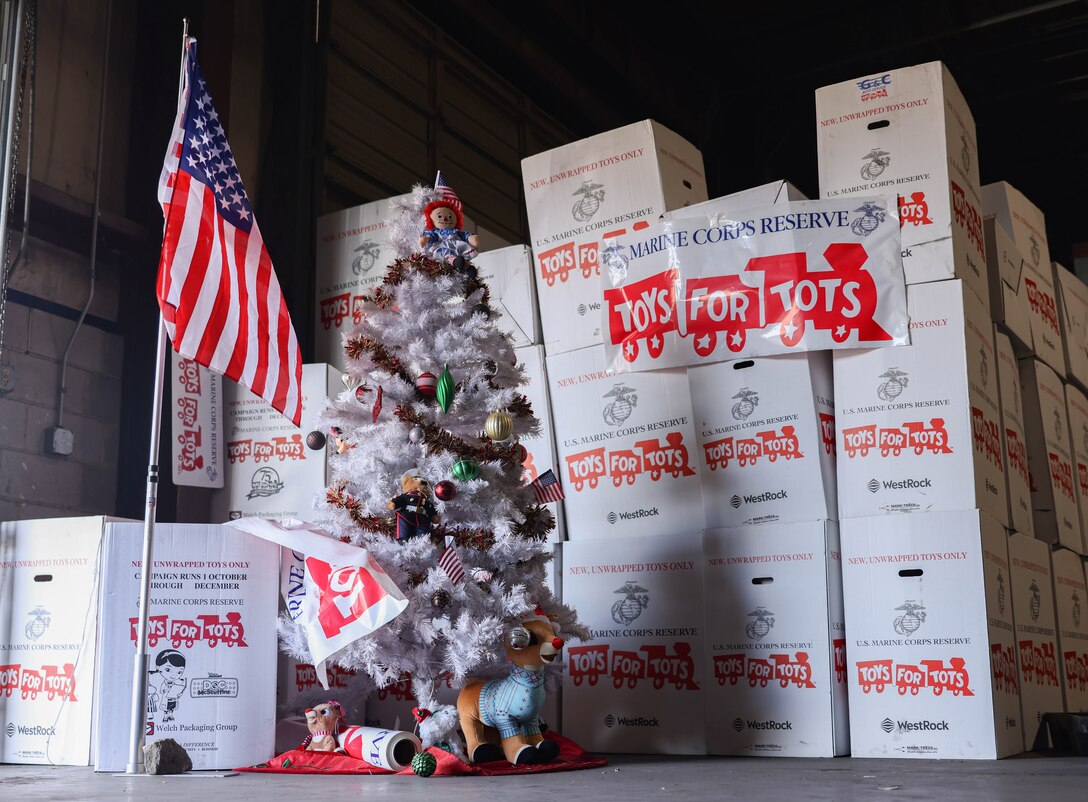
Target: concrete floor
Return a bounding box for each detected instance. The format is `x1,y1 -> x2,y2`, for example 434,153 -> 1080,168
1,754 -> 1086,801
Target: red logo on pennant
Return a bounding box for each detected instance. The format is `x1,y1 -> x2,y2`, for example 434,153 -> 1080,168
306,559 -> 390,639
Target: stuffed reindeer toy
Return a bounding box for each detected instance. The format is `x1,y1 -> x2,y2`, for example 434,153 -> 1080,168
301,700 -> 346,752
457,609 -> 564,765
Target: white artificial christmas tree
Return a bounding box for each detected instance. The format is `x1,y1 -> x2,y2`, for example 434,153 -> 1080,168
279,176 -> 586,752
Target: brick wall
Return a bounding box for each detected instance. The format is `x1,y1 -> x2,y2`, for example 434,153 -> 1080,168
0,237 -> 123,520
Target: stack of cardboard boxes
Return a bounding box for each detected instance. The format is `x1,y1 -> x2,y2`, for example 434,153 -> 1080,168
981,183 -> 1088,734
817,61 -> 1024,758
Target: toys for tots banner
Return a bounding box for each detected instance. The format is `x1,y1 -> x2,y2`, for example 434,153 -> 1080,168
599,198 -> 908,372
561,532 -> 706,754
546,345 -> 704,541
93,523 -> 279,771
170,356 -> 223,488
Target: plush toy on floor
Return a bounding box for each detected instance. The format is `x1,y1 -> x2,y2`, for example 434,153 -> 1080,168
301,700 -> 346,752
457,610 -> 564,765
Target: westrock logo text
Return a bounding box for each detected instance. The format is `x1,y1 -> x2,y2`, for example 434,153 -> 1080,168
605,714 -> 660,728
881,718 -> 949,734
14,724 -> 58,737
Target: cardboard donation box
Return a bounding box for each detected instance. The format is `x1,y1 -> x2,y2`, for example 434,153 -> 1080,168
703,521 -> 848,756
1064,383 -> 1088,553
0,516 -> 131,765
522,120 -> 708,356
833,279 -> 1006,523
689,353 -> 836,528
841,510 -> 1022,759
1018,358 -> 1082,550
517,344 -> 564,542
546,344 -> 704,541
210,364 -> 338,524
93,523 -> 279,771
816,61 -> 988,310
984,218 -> 1034,354
996,331 -> 1034,536
1054,261 -> 1088,391
1051,548 -> 1088,713
314,195 -> 410,367
662,179 -> 807,222
1008,532 -> 1064,750
473,245 -> 541,348
561,531 -> 706,754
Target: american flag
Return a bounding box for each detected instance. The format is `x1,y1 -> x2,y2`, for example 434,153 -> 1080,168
437,536 -> 465,585
157,41 -> 302,425
530,469 -> 566,504
434,170 -> 462,212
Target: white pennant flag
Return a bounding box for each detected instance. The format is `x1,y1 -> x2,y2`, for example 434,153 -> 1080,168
227,517 -> 408,689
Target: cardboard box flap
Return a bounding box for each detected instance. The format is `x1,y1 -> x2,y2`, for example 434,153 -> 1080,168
662,180 -> 808,222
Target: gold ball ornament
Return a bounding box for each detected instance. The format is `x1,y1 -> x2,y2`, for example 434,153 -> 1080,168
484,410 -> 513,442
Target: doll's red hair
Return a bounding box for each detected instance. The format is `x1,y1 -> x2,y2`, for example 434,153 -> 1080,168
422,199 -> 464,230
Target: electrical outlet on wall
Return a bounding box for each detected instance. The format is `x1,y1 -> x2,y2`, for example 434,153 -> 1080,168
46,426 -> 75,456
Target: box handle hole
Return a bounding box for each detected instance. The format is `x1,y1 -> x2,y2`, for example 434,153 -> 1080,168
867,120 -> 890,130
733,360 -> 755,371
752,576 -> 774,585
898,569 -> 923,577
683,180 -> 692,190
33,574 -> 53,582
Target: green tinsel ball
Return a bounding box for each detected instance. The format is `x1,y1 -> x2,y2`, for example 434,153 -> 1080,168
412,750 -> 437,777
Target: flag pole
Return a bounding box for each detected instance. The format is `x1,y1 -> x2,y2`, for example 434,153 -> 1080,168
125,18 -> 189,776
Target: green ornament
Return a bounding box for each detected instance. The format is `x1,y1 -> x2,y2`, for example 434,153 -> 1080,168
451,458 -> 480,481
436,364 -> 456,413
412,750 -> 437,777
280,757 -> 292,768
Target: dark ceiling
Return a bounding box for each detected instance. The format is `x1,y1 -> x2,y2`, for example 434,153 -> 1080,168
412,0 -> 1088,266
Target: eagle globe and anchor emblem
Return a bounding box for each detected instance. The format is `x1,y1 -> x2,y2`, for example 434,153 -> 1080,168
572,180 -> 606,222
351,240 -> 381,277
877,368 -> 909,401
745,607 -> 776,640
997,570 -> 1006,615
1073,591 -> 1082,628
602,383 -> 638,426
1028,233 -> 1041,267
25,605 -> 51,641
1029,580 -> 1042,621
851,201 -> 887,237
731,388 -> 759,421
860,148 -> 891,181
601,243 -> 630,283
893,600 -> 926,636
979,347 -> 989,387
611,581 -> 650,626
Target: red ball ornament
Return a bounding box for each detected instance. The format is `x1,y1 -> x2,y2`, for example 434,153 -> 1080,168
416,371 -> 438,397
513,443 -> 529,463
434,480 -> 456,501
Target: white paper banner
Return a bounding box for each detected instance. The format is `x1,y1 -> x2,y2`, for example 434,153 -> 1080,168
170,355 -> 224,487
600,197 -> 909,372
227,518 -> 408,688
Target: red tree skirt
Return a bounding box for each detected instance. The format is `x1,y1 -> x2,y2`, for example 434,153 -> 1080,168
237,732 -> 607,777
